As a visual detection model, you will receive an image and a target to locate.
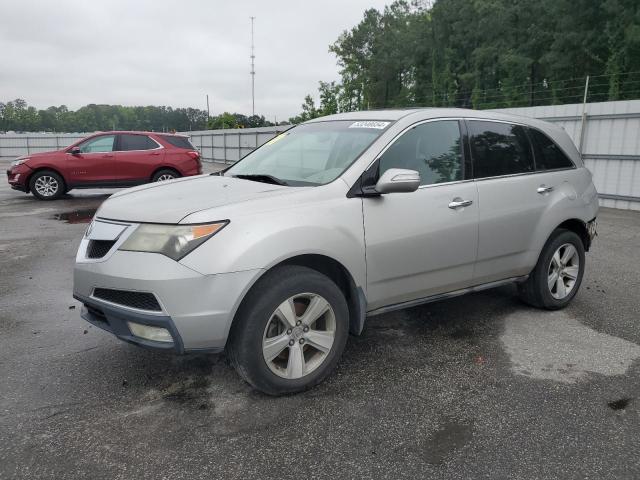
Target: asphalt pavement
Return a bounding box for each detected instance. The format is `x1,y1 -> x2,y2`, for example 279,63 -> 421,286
1,160 -> 639,479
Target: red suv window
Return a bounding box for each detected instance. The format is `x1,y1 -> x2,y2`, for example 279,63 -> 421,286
118,134 -> 158,151
159,135 -> 194,149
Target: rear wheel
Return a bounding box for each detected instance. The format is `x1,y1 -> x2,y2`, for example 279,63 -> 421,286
228,265 -> 349,395
151,169 -> 180,182
29,170 -> 65,200
518,229 -> 585,309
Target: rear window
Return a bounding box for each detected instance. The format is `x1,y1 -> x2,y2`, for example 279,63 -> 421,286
528,128 -> 574,171
159,135 -> 194,149
118,134 -> 158,151
468,121 -> 534,178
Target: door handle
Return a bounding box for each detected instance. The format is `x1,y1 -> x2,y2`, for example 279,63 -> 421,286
448,198 -> 473,209
537,185 -> 554,194
150,152 -> 161,156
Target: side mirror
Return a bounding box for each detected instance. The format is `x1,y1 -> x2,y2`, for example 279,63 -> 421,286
69,146 -> 81,155
375,168 -> 420,194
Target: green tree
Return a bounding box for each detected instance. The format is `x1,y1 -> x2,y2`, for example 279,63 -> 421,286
290,0 -> 640,116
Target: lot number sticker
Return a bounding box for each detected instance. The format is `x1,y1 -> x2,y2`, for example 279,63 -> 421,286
349,121 -> 390,129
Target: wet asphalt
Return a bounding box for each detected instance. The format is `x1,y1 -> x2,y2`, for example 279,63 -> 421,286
1,160 -> 639,479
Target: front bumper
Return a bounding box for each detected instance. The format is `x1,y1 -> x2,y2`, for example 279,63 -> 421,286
74,292 -> 187,352
74,246 -> 263,353
7,166 -> 30,192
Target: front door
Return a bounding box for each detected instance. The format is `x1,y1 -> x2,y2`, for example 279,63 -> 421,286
65,134 -> 117,185
362,119 -> 479,311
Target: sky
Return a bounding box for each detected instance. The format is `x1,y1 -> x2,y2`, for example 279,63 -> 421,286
0,0 -> 391,121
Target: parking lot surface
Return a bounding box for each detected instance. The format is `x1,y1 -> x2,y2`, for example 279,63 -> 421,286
1,160 -> 639,479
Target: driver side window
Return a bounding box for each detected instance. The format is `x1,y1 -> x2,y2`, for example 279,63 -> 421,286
78,135 -> 115,153
378,120 -> 463,186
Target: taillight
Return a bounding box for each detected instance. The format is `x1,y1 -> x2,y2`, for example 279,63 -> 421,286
188,151 -> 202,173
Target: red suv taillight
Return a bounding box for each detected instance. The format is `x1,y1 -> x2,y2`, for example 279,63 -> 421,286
187,151 -> 202,173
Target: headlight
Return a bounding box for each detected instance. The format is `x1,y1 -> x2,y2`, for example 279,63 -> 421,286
11,157 -> 29,167
119,222 -> 228,260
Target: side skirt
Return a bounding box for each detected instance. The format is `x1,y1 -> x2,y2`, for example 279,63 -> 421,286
366,275 -> 529,317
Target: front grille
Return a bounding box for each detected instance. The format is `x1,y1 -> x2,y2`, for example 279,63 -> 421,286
93,288 -> 162,312
87,240 -> 116,259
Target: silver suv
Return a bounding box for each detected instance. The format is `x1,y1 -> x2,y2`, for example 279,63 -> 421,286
73,109 -> 598,395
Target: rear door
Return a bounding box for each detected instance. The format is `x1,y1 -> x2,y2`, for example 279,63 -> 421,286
114,134 -> 164,182
362,119 -> 479,310
65,134 -> 117,185
469,120 -> 549,284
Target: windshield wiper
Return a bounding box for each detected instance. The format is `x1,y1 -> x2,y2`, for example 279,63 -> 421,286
232,174 -> 288,186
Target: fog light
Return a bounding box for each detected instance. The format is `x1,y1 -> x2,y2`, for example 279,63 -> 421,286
127,322 -> 173,343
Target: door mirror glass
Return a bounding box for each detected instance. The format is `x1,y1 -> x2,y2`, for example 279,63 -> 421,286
375,168 -> 420,194
69,146 -> 81,155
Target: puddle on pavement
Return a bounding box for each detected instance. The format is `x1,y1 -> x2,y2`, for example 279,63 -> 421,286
501,310 -> 640,383
52,208 -> 96,224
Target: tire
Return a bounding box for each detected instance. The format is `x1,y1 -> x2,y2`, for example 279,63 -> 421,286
29,170 -> 65,200
151,169 -> 180,182
228,265 -> 349,395
518,229 -> 585,310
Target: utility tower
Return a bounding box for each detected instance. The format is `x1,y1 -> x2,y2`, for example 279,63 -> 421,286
250,16 -> 256,117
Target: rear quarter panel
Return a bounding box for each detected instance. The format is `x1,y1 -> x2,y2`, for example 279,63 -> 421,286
520,166 -> 598,273
163,150 -> 200,176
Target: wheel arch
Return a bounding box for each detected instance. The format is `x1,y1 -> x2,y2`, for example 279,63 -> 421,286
150,166 -> 181,181
555,218 -> 591,251
226,253 -> 367,349
26,167 -> 68,193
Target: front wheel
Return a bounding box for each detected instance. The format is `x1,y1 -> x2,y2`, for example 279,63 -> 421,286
518,229 -> 586,309
228,265 -> 349,395
29,170 -> 65,200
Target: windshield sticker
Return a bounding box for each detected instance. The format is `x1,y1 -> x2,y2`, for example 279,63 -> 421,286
349,121 -> 390,129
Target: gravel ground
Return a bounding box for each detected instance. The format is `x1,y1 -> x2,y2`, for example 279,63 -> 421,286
1,161 -> 639,479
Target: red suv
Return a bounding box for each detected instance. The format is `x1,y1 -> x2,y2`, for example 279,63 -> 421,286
6,131 -> 202,200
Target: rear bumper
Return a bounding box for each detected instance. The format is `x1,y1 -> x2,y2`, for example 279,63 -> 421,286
586,218 -> 597,250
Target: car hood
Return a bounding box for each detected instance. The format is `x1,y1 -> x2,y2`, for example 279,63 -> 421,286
96,174 -> 292,224
20,150 -> 62,160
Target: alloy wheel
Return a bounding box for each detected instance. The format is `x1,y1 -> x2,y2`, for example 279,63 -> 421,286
547,243 -> 580,299
34,175 -> 59,197
262,293 -> 336,379
156,174 -> 175,182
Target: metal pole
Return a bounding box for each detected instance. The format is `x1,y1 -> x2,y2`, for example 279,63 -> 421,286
578,75 -> 590,154
223,132 -> 227,164
206,94 -> 210,126
250,16 -> 256,117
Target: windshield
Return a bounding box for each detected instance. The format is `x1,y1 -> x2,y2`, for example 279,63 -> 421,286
224,120 -> 391,186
